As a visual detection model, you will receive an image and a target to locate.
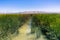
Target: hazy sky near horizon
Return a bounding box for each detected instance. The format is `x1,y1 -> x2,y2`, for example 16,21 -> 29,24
0,0 -> 60,13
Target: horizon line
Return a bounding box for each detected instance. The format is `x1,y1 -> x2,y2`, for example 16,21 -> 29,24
0,11 -> 60,14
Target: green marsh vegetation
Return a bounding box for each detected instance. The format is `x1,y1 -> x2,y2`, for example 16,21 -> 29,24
0,14 -> 60,40
31,14 -> 60,40
0,14 -> 31,40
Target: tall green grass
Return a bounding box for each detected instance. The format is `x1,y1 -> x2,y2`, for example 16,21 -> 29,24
0,14 -> 31,40
0,14 -> 60,40
31,14 -> 60,40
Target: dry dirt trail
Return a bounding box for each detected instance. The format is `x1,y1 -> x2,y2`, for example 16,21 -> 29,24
12,18 -> 47,40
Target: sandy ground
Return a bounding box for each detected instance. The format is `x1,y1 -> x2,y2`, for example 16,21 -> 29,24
12,19 -> 47,40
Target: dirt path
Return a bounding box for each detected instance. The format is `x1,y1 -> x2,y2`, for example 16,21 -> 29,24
12,18 -> 47,40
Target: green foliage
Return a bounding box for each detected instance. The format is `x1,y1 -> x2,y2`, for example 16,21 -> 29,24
0,14 -> 30,40
31,14 -> 60,40
0,14 -> 60,40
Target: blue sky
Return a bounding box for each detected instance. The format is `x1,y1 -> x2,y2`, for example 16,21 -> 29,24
0,0 -> 60,13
